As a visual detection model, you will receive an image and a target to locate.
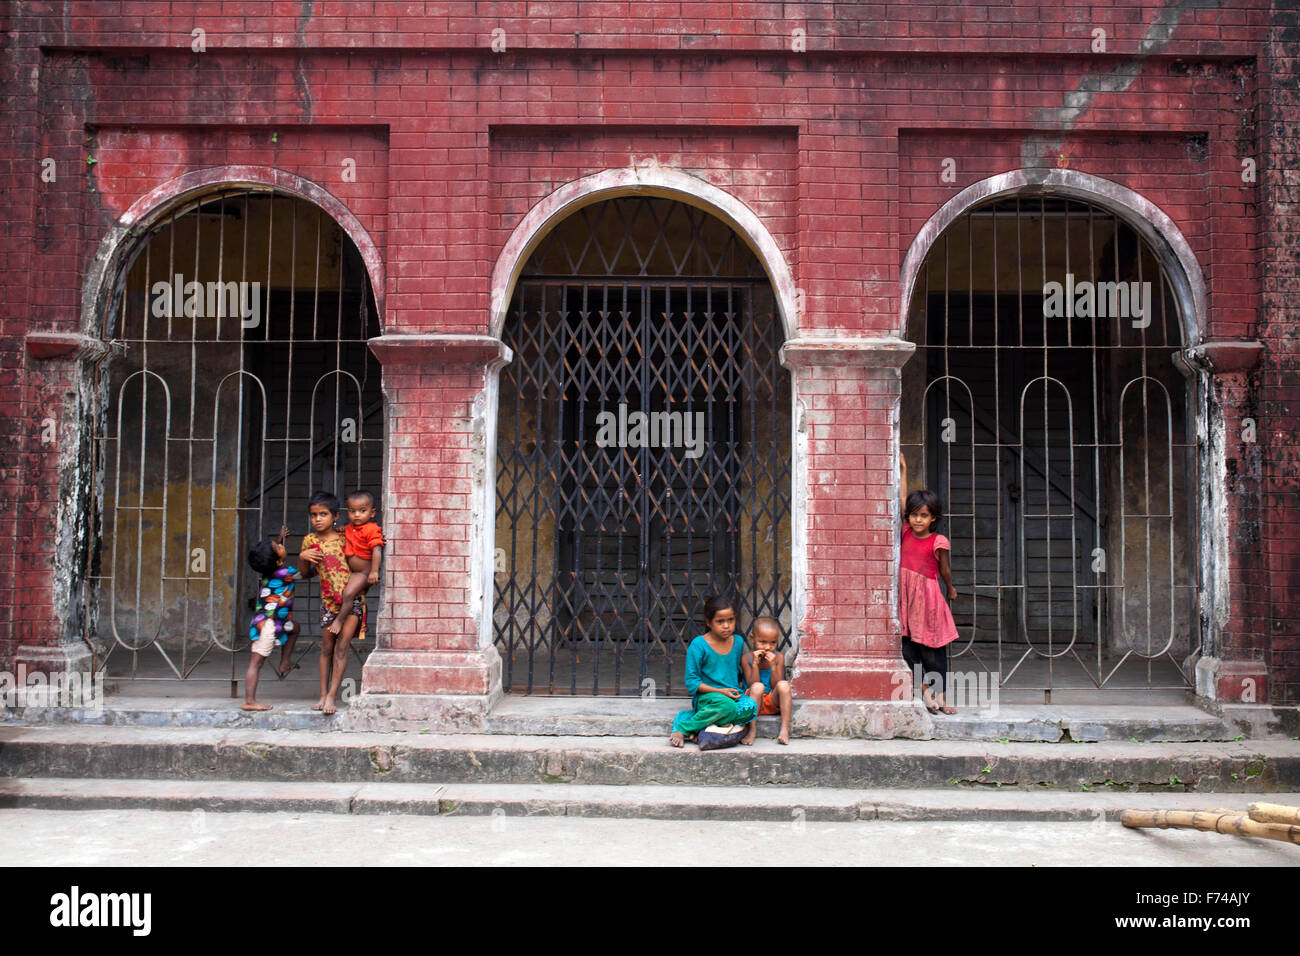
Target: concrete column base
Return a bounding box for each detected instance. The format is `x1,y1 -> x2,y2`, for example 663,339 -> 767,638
791,655 -> 912,701
1195,656 -> 1270,703
353,644 -> 502,731
793,699 -> 933,738
7,643 -> 105,708
344,690 -> 500,732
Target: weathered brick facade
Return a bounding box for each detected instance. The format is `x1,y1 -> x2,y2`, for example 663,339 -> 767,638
1,1 -> 1295,715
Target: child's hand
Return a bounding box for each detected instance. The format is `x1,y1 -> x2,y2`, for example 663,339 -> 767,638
947,585 -> 958,601
367,571 -> 379,586
724,688 -> 741,700
279,524 -> 291,542
299,547 -> 322,566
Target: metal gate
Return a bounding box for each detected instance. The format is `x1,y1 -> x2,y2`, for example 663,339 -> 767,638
494,197 -> 792,695
86,187 -> 383,686
902,195 -> 1201,696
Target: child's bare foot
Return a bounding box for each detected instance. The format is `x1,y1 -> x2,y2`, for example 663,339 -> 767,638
277,661 -> 296,678
242,701 -> 272,711
669,731 -> 685,748
311,698 -> 326,711
321,696 -> 337,715
778,729 -> 790,745
324,617 -> 343,636
741,725 -> 757,746
922,689 -> 940,714
938,695 -> 957,715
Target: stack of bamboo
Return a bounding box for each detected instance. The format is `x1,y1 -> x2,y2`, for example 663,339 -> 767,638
1121,802 -> 1300,844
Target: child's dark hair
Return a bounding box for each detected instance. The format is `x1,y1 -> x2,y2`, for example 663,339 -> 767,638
309,490 -> 341,515
904,489 -> 944,529
347,489 -> 375,509
247,539 -> 281,578
701,594 -> 734,626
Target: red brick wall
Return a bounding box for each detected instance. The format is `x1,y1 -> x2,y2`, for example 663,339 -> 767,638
1261,2 -> 1299,705
1,0 -> 1293,702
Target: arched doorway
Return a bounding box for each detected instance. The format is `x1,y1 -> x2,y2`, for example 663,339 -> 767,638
88,186 -> 384,687
493,196 -> 793,695
901,192 -> 1201,699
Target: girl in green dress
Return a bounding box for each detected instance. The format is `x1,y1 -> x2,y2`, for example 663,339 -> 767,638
669,595 -> 761,747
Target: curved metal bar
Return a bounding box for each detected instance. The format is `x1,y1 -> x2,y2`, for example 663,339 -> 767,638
1018,375 -> 1079,659
1116,374 -> 1178,662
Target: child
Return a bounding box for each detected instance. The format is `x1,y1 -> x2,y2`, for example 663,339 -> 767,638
744,616 -> 793,744
669,595 -> 759,748
243,525 -> 300,712
297,491 -> 365,715
324,490 -> 384,637
898,453 -> 959,714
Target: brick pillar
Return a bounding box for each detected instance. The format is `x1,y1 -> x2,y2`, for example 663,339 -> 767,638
350,334 -> 510,731
779,337 -> 928,736
12,332 -> 107,683
1185,340 -> 1269,705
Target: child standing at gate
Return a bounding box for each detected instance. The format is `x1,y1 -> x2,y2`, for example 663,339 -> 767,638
324,490 -> 383,638
298,491 -> 366,715
243,525 -> 300,711
898,453 -> 960,714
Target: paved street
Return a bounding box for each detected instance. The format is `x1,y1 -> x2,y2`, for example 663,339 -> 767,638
2,808 -> 1295,866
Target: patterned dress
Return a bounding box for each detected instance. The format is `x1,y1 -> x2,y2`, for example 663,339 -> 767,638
301,532 -> 367,641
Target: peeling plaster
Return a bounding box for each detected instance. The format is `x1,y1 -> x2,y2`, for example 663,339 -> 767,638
1021,0 -> 1225,168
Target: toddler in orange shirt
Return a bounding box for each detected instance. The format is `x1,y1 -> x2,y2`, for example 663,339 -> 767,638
324,490 -> 384,636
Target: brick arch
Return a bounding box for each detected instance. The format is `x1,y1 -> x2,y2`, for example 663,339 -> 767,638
81,166 -> 386,337
488,166 -> 800,340
898,169 -> 1207,349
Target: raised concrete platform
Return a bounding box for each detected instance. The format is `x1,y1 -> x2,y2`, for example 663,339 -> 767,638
1,693 -> 1273,741
1,724 -> 1296,792
4,776 -> 1298,823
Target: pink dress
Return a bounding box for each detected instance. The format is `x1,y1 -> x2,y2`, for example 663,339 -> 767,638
899,527 -> 959,648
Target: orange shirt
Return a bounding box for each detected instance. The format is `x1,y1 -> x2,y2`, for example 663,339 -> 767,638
344,521 -> 384,561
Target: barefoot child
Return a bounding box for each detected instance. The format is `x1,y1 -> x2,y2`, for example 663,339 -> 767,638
669,595 -> 759,748
243,525 -> 300,711
324,490 -> 383,638
898,453 -> 959,714
744,616 -> 793,744
297,491 -> 366,715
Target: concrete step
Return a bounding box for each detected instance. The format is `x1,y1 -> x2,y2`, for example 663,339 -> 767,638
2,724 -> 1296,791
5,776 -> 1297,823
1,694 -> 1241,741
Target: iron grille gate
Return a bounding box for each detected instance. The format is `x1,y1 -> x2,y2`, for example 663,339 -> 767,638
494,201 -> 792,695
903,195 -> 1201,697
86,188 -> 383,687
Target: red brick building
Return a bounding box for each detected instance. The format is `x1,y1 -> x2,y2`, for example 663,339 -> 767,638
2,1 -> 1296,730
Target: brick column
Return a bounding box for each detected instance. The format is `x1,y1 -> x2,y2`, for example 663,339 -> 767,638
12,332 -> 107,684
779,337 -> 929,736
350,334 -> 511,731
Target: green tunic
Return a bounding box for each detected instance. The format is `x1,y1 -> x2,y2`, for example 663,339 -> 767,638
672,634 -> 757,734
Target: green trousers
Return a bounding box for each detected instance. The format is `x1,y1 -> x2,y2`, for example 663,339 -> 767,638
672,691 -> 758,735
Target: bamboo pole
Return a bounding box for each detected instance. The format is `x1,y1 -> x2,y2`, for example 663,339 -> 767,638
1247,802 -> 1300,826
1121,808 -> 1300,845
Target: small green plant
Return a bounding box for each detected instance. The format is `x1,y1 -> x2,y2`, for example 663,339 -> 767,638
997,738 -> 1010,744
1130,736 -> 1139,743
270,131 -> 279,143
982,765 -> 992,774
85,155 -> 97,165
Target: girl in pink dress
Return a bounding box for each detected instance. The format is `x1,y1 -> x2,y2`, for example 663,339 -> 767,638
898,454 -> 959,714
